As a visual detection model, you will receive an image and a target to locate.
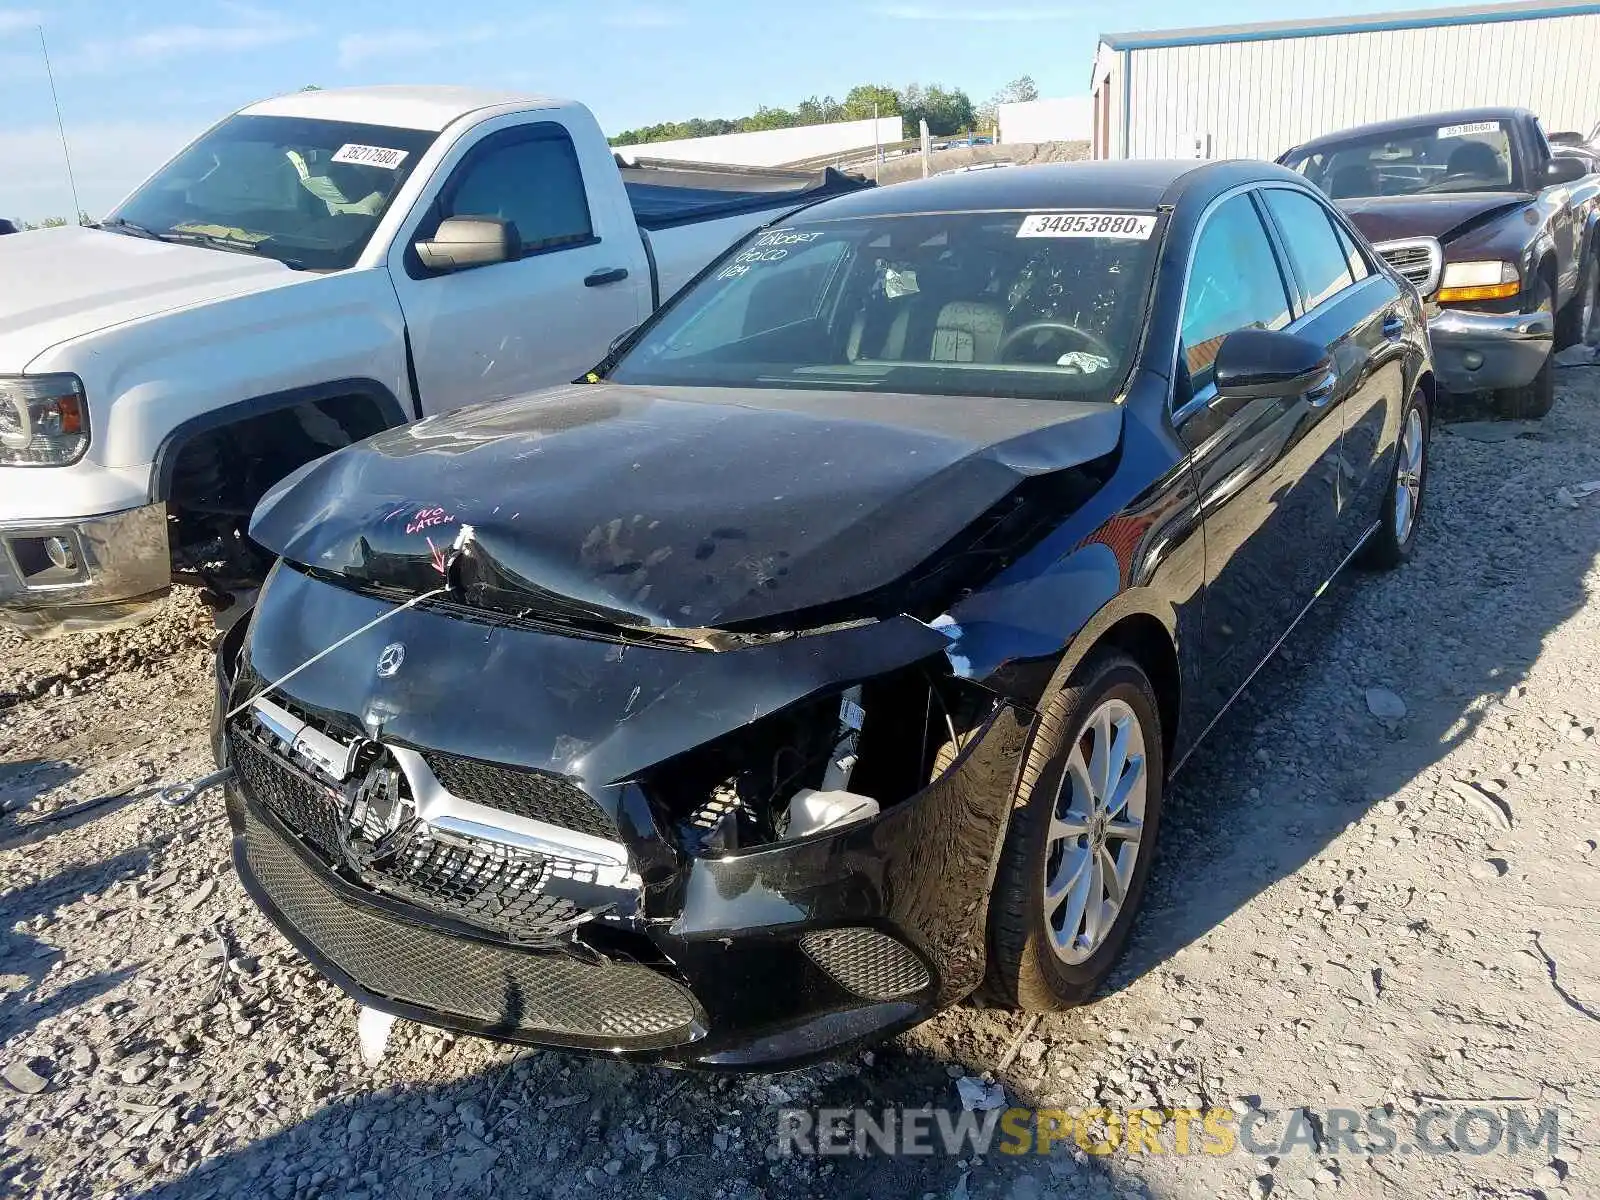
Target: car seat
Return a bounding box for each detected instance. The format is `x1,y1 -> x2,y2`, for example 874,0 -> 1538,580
1446,142 -> 1500,180
1329,164 -> 1380,198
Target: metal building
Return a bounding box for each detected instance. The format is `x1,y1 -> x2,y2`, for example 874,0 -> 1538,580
1090,0 -> 1600,161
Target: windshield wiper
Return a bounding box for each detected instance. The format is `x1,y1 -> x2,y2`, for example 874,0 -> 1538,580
98,220 -> 304,269
157,229 -> 272,256
94,217 -> 164,241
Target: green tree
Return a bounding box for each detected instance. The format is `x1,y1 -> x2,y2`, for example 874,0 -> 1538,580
736,106 -> 798,132
841,84 -> 901,121
901,83 -> 976,137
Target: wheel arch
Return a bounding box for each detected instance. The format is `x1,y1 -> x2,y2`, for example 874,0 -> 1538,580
1537,248 -> 1559,297
1415,366 -> 1438,411
150,378 -> 408,504
1009,590 -> 1185,779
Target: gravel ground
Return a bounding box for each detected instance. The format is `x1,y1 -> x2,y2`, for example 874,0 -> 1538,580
3,358 -> 1599,1200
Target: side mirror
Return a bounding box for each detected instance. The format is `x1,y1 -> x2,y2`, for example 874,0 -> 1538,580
415,216 -> 518,273
1213,328 -> 1333,400
608,325 -> 639,356
1544,156 -> 1588,185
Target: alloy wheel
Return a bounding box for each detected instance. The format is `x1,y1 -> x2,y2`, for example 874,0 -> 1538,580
1394,405 -> 1424,545
1043,698 -> 1147,964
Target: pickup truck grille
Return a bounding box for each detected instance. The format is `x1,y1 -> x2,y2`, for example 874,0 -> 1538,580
1374,238 -> 1441,296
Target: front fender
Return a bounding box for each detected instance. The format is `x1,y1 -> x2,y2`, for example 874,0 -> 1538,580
25,268 -> 410,470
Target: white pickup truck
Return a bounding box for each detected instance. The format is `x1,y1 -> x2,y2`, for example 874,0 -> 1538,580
0,85 -> 868,634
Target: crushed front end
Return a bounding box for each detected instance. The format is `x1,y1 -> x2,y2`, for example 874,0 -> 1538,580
217,562 -> 1029,1067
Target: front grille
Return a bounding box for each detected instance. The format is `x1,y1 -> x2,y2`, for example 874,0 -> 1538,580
422,751 -> 620,842
240,804 -> 701,1047
800,928 -> 932,1001
229,724 -> 610,944
1376,239 -> 1440,296
361,836 -> 588,945
230,729 -> 344,860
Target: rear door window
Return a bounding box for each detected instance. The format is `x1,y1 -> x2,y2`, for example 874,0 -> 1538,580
1262,188 -> 1357,313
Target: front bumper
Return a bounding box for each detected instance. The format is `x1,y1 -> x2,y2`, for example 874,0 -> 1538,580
0,501 -> 170,637
1427,306 -> 1553,394
214,595 -> 1031,1069
223,702 -> 1029,1069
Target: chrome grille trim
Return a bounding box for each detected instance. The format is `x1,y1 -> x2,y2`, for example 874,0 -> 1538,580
244,698 -> 634,883
1373,236 -> 1442,298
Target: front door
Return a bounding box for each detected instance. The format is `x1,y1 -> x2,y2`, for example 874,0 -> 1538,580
1170,190 -> 1345,724
389,122 -> 648,415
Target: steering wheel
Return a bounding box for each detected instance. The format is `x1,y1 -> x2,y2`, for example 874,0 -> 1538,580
997,320 -> 1114,364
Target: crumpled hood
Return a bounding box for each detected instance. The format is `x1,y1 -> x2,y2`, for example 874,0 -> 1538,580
1335,192 -> 1531,245
0,225 -> 297,369
251,382 -> 1124,630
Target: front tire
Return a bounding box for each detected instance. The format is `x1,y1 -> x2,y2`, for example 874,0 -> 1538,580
986,652 -> 1165,1011
1555,251 -> 1597,351
1360,385 -> 1429,570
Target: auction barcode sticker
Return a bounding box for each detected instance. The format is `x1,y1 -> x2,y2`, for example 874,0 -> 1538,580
1437,121 -> 1500,139
1017,212 -> 1157,239
331,144 -> 410,169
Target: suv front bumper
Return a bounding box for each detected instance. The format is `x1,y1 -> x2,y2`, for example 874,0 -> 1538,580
1428,307 -> 1553,394
0,502 -> 170,637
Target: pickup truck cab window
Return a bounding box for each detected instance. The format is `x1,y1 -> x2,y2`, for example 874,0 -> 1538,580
1178,192 -> 1292,386
104,114 -> 438,271
611,210 -> 1161,404
1282,120 -> 1518,197
438,125 -> 595,257
1260,188 -> 1357,313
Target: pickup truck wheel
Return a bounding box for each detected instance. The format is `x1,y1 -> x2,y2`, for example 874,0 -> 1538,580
1493,354 -> 1556,419
985,651 -> 1165,1011
1555,252 -> 1597,351
1493,279 -> 1556,419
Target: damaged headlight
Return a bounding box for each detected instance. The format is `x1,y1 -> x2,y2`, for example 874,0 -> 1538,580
649,669 -> 990,856
0,374 -> 90,466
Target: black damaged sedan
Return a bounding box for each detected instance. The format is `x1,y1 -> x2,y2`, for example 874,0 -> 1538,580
215,160 -> 1434,1068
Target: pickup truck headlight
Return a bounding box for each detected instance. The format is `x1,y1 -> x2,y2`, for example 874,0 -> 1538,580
1436,261 -> 1521,303
0,375 -> 90,466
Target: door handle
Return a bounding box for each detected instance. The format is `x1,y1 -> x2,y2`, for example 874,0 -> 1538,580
1305,370 -> 1339,409
584,267 -> 629,287
1381,313 -> 1405,341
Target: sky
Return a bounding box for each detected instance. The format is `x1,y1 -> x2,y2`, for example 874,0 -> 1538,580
1,0 -> 1472,223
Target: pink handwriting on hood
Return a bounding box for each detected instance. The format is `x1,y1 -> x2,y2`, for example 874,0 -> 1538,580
407,507 -> 454,536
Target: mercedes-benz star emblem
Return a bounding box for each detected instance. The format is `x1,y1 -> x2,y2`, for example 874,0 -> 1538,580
376,642 -> 406,678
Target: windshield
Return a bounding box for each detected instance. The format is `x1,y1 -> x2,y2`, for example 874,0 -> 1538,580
608,209 -> 1162,404
1283,119 -> 1519,199
105,114 -> 437,270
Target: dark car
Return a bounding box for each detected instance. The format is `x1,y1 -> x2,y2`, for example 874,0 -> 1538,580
1280,107 -> 1600,417
213,160 -> 1434,1068
0,220 -> 17,236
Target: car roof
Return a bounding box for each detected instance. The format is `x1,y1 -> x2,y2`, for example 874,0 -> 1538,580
788,158 -> 1311,221
241,85 -> 566,132
1290,107 -> 1532,155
